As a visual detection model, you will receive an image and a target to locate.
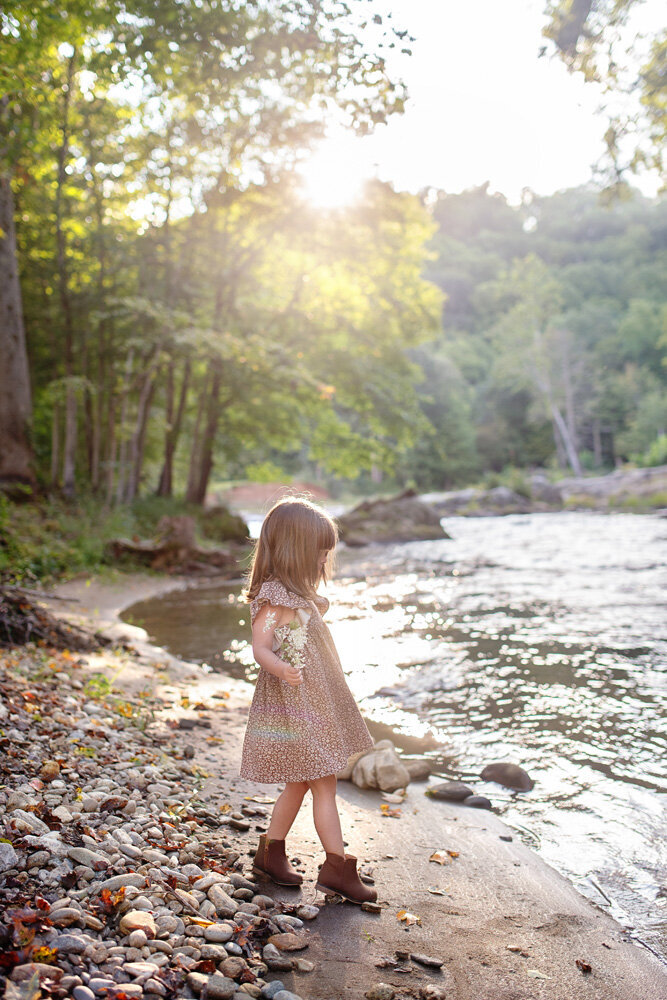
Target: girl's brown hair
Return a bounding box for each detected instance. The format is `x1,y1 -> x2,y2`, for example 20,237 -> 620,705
245,496 -> 338,602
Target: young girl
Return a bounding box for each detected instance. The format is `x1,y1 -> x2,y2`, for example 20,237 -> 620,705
240,495 -> 377,905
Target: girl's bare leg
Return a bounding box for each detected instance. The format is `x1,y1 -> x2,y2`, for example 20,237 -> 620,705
308,774 -> 345,855
266,780 -> 309,839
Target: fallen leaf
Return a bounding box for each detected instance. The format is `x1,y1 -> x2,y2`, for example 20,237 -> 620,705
244,795 -> 276,804
396,909 -> 421,926
380,803 -> 402,818
428,851 -> 449,865
575,959 -> 592,973
427,886 -> 447,895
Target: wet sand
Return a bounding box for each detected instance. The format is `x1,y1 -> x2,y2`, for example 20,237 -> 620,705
46,572 -> 667,999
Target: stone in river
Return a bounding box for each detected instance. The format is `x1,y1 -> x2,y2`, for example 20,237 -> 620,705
427,780 -> 474,801
481,761 -> 534,791
267,932 -> 308,952
463,794 -> 493,810
119,910 -> 156,938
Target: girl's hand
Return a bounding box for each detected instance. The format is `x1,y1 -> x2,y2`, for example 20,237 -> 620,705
281,662 -> 303,686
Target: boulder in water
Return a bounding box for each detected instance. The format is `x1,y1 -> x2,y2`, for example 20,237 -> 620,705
463,794 -> 492,810
481,762 -> 534,791
338,489 -> 450,547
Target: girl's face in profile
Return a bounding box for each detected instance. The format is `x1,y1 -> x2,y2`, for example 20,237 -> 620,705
318,548 -> 331,572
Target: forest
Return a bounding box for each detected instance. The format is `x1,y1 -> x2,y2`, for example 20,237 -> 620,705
1,1 -> 666,522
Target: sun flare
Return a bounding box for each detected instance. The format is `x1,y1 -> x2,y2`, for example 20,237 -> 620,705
299,140 -> 366,209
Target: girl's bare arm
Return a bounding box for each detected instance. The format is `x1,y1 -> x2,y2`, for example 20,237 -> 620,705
252,603 -> 303,686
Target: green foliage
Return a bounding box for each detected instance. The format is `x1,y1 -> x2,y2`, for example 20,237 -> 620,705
638,434 -> 667,468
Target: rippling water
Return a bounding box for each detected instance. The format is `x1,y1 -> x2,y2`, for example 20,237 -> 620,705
123,511 -> 667,958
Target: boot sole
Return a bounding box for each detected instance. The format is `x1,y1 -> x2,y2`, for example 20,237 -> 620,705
252,864 -> 303,887
315,880 -> 375,905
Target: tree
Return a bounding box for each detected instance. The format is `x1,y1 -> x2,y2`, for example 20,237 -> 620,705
543,0 -> 666,190
2,0 -> 408,494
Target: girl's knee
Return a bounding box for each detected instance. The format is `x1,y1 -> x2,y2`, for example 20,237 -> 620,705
307,774 -> 337,795
286,780 -> 309,796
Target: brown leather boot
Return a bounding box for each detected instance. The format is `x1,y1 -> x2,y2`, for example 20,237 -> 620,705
315,852 -> 377,905
252,834 -> 303,886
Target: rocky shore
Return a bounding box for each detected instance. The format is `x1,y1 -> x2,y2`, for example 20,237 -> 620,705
1,574 -> 666,1000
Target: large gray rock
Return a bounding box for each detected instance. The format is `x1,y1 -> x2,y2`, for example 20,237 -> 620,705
427,781 -> 474,801
351,740 -> 411,792
338,490 -> 450,546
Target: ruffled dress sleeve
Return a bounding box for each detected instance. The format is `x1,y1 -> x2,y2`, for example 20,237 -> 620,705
249,579 -> 314,625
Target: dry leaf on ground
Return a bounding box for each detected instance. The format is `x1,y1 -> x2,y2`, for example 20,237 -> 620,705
397,909 -> 422,925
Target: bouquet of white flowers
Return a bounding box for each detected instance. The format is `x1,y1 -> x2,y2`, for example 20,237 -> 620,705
271,607 -> 310,681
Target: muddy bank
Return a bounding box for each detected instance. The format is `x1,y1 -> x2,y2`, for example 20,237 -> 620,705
0,573 -> 664,1000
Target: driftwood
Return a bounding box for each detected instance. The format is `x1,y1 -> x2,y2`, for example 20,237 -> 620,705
105,515 -> 243,576
0,586 -> 107,650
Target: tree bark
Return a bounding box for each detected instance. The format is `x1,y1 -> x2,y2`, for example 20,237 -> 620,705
185,372 -> 209,503
156,358 -> 191,497
125,363 -> 158,502
186,363 -> 222,505
56,54 -> 78,497
0,173 -> 35,491
115,348 -> 134,505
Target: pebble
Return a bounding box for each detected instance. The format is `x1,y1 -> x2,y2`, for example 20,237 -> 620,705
295,904 -> 318,920
50,907 -> 84,927
272,992 -> 304,1000
119,911 -> 157,937
204,923 -> 234,943
205,973 -> 238,999
89,873 -> 147,894
67,847 -> 109,868
410,952 -> 444,968
259,984 -> 285,1000
365,986 -> 395,1000
54,933 -> 89,954
0,842 -> 19,871
72,987 -> 95,1000
267,932 -> 308,952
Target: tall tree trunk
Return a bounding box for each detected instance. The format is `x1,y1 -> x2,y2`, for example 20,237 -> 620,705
592,417 -> 602,467
550,400 -> 583,476
156,358 -> 190,497
0,173 -> 35,491
51,401 -> 60,489
187,361 -> 222,505
125,363 -> 158,502
104,394 -> 117,506
185,372 -> 209,502
560,328 -> 578,456
115,348 -> 134,505
56,54 -> 77,497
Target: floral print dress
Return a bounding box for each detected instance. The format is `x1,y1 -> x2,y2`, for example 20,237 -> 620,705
240,580 -> 373,783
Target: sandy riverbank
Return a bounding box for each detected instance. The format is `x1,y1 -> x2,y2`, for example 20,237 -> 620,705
8,571 -> 666,999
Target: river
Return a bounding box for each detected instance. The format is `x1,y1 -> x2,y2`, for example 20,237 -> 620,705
122,511 -> 667,959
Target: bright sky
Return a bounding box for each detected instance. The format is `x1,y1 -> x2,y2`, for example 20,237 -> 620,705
300,0 -> 662,207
